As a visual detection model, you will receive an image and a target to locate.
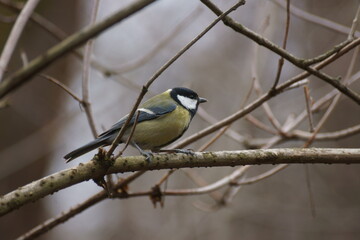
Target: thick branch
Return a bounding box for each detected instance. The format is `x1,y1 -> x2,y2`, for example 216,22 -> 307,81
1,148 -> 359,216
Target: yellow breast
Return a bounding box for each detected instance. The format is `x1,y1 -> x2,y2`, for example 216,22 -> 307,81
127,106 -> 191,150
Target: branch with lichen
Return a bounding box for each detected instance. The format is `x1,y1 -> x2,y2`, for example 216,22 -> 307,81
1,148 -> 360,217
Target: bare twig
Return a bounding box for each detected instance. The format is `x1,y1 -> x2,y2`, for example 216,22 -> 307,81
273,0 -> 360,37
348,3 -> 360,40
164,166 -> 251,196
304,165 -> 316,217
198,126 -> 230,151
250,14 -> 283,133
117,110 -> 141,157
233,164 -> 288,185
303,86 -> 314,132
82,0 -> 101,138
19,49 -> 29,66
271,0 -> 290,90
218,164 -> 289,206
112,6 -> 204,74
304,45 -> 359,148
196,107 -> 246,144
291,124 -> 360,140
245,114 -> 278,135
253,78 -> 283,132
40,74 -> 82,102
0,0 -> 40,81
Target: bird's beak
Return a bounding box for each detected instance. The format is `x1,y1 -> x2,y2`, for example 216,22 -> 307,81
199,97 -> 207,103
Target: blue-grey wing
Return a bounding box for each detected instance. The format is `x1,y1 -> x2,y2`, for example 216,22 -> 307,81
98,104 -> 177,139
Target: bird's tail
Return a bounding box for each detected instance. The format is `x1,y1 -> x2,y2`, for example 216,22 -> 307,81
64,138 -> 107,162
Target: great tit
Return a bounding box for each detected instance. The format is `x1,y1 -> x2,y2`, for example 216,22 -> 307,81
64,87 -> 207,162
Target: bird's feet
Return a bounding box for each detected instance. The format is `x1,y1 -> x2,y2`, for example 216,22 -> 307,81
141,150 -> 153,162
131,141 -> 153,162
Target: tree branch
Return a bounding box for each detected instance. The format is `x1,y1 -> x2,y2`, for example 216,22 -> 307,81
175,37 -> 360,150
0,0 -> 158,99
16,171 -> 145,240
200,0 -> 360,105
1,148 -> 360,216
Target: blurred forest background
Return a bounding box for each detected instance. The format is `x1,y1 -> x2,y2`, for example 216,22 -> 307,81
0,0 -> 360,239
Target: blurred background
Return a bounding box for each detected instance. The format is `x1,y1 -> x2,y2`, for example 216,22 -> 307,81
0,0 -> 360,239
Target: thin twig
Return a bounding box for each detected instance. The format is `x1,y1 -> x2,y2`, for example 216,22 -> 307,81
198,126 -> 230,151
245,115 -> 278,135
164,166 -> 251,196
272,0 -> 360,38
304,165 -> 316,217
303,86 -> 314,132
348,3 -> 360,40
40,74 -> 82,102
217,164 -> 289,206
196,107 -> 246,144
182,169 -> 223,201
250,13 -> 283,133
304,45 -> 360,148
112,6 -> 204,74
117,110 -> 141,157
0,0 -> 40,81
291,124 -> 360,140
82,0 -> 101,138
19,49 -> 29,66
253,78 -> 283,132
234,164 -> 288,185
271,0 -> 290,90
156,170 -> 176,187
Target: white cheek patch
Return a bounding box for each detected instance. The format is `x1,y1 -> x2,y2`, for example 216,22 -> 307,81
177,95 -> 197,110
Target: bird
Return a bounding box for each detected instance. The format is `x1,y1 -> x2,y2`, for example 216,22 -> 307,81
64,87 -> 207,162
